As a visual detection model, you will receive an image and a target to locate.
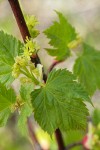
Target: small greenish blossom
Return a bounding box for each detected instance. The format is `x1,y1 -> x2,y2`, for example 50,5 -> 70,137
20,77 -> 32,84
12,56 -> 28,78
12,63 -> 20,78
12,36 -> 43,86
11,95 -> 24,113
92,134 -> 99,145
26,15 -> 39,28
15,56 -> 27,67
26,15 -> 39,38
85,122 -> 100,149
23,37 -> 40,60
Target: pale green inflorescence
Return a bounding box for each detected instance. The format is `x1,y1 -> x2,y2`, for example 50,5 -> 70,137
23,37 -> 40,60
26,15 -> 38,28
12,37 -> 43,87
26,15 -> 39,38
85,122 -> 100,149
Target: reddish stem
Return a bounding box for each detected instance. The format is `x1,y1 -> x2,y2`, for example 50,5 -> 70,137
55,129 -> 65,150
65,141 -> 82,150
8,0 -> 30,41
48,60 -> 63,73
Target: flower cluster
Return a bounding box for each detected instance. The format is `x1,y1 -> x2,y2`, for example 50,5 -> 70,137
12,56 -> 27,78
12,14 -> 43,89
12,35 -> 43,87
26,15 -> 39,38
11,95 -> 24,113
23,37 -> 40,60
83,122 -> 100,149
12,57 -> 43,85
67,34 -> 82,49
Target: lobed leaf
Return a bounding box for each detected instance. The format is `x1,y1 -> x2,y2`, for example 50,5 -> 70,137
44,11 -> 77,61
0,31 -> 23,87
20,83 -> 34,102
18,104 -> 32,135
0,82 -> 16,111
31,69 -> 90,135
92,109 -> 100,126
73,43 -> 100,95
0,108 -> 11,126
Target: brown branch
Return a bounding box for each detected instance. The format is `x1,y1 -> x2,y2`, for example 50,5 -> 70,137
8,0 -> 30,41
65,141 -> 82,150
8,0 -> 65,149
55,129 -> 65,150
8,0 -> 40,65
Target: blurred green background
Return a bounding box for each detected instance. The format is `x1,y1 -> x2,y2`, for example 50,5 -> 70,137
0,0 -> 100,149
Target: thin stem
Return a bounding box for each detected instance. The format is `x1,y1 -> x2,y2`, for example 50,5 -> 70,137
55,129 -> 65,150
8,0 -> 30,41
48,60 -> 63,73
27,118 -> 42,150
65,141 -> 82,150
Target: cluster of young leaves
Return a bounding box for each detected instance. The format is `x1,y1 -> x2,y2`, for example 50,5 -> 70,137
0,82 -> 15,126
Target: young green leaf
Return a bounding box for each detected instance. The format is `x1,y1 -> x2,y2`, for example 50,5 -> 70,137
18,83 -> 33,135
92,109 -> 100,126
0,82 -> 16,111
31,69 -> 90,135
0,108 -> 11,126
18,103 -> 32,135
44,11 -> 77,61
20,83 -> 34,102
0,31 -> 23,87
73,43 -> 100,95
